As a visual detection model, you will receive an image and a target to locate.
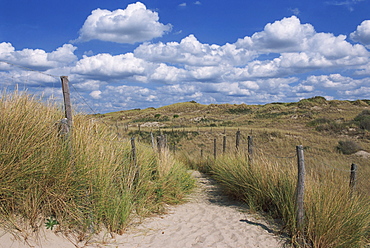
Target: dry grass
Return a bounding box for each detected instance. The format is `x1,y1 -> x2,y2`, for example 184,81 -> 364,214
0,91 -> 194,240
99,96 -> 370,247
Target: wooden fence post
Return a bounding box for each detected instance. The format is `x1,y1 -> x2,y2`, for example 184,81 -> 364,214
151,132 -> 156,150
296,145 -> 305,237
248,135 -> 253,160
223,135 -> 227,154
349,163 -> 357,196
236,129 -> 241,151
60,76 -> 73,128
157,135 -> 167,154
131,137 -> 137,166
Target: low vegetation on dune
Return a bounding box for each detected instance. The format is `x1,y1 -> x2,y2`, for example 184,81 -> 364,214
0,91 -> 194,240
96,96 -> 370,247
1,91 -> 370,247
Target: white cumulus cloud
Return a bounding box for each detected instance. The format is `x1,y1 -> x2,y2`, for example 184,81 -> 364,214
76,2 -> 172,44
350,20 -> 370,47
0,43 -> 77,70
71,53 -> 151,79
135,34 -> 257,66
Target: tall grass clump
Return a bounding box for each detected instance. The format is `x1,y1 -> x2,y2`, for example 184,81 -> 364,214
208,152 -> 370,247
0,91 -> 194,239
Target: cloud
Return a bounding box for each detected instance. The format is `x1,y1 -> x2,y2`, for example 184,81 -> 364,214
71,53 -> 152,80
326,0 -> 364,11
90,90 -> 102,99
236,16 -> 315,53
0,43 -> 77,70
76,2 -> 172,44
350,20 -> 370,47
179,3 -> 187,7
2,15 -> 370,113
134,34 -> 257,66
289,8 -> 300,16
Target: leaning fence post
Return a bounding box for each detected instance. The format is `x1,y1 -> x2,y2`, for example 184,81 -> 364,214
296,145 -> 305,238
60,76 -> 73,158
349,163 -> 357,196
223,135 -> 227,154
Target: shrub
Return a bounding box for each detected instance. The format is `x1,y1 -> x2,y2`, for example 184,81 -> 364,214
337,140 -> 363,154
307,118 -> 331,127
354,110 -> 370,131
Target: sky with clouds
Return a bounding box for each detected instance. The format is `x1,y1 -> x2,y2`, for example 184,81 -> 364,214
1,0 -> 370,113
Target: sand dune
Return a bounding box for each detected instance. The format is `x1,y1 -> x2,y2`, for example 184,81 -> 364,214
1,171 -> 288,247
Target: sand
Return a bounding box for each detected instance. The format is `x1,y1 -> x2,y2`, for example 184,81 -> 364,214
0,171 -> 288,247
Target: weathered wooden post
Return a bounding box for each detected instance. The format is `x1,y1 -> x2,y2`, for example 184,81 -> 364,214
248,135 -> 253,161
157,135 -> 167,154
236,129 -> 241,151
223,135 -> 227,154
296,145 -> 305,239
60,76 -> 73,129
349,163 -> 357,196
151,132 -> 156,150
131,137 -> 137,166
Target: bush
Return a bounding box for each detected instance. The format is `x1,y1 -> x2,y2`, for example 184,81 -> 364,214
337,140 -> 363,154
307,118 -> 331,127
354,110 -> 370,131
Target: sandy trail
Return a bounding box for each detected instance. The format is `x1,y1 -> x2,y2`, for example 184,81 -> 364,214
1,171 -> 288,247
87,171 -> 288,248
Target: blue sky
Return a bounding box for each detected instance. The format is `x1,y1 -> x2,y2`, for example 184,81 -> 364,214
1,0 -> 370,113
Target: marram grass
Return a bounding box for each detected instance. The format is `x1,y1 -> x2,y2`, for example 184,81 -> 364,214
0,91 -> 194,237
207,152 -> 370,247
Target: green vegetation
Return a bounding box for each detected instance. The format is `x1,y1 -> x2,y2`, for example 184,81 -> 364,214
99,95 -> 370,247
207,152 -> 370,247
3,91 -> 370,247
0,91 -> 194,239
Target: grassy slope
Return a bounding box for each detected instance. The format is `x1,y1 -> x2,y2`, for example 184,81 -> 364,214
93,97 -> 370,157
94,97 -> 370,247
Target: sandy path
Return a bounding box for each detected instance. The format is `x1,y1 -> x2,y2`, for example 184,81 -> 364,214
86,171 -> 288,248
0,171 -> 288,247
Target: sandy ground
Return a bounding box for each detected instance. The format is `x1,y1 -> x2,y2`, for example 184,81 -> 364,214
0,171 -> 289,248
